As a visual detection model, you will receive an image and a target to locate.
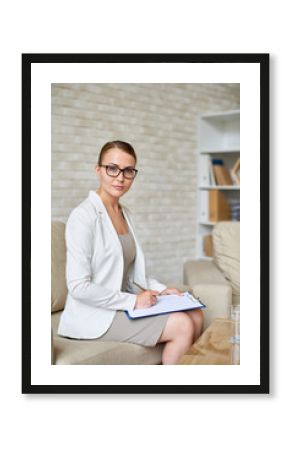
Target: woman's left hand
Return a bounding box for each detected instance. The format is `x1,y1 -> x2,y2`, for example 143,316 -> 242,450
159,287 -> 183,296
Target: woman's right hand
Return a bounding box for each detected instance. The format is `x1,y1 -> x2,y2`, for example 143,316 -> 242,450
134,290 -> 159,309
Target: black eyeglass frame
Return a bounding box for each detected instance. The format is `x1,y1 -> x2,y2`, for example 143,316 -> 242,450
99,164 -> 138,180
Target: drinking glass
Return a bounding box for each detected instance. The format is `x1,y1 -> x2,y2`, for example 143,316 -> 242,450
229,305 -> 240,364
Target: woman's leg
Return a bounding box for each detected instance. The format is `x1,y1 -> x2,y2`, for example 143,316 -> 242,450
157,312 -> 195,365
185,309 -> 204,342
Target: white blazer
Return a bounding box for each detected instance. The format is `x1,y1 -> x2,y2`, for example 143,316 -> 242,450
57,191 -> 167,339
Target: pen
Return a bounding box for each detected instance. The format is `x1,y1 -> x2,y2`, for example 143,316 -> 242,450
132,281 -> 159,296
132,281 -> 146,291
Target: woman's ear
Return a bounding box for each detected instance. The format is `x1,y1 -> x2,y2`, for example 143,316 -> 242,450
95,164 -> 100,177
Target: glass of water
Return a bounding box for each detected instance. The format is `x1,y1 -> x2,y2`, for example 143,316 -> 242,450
229,305 -> 240,364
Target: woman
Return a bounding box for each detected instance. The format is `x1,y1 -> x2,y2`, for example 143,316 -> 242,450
58,140 -> 204,364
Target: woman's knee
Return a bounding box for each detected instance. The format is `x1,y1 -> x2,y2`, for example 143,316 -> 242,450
192,309 -> 204,327
159,312 -> 195,342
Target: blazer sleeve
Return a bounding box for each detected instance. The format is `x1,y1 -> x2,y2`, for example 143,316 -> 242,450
65,208 -> 137,311
146,277 -> 167,292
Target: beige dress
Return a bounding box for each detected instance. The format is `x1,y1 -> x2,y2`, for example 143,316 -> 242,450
96,229 -> 170,347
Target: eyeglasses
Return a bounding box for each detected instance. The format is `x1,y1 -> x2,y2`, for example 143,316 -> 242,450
100,164 -> 138,180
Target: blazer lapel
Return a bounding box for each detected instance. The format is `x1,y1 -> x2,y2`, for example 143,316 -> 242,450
88,191 -> 146,287
89,191 -> 122,251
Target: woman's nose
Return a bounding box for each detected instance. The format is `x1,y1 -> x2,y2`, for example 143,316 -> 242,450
116,171 -> 125,181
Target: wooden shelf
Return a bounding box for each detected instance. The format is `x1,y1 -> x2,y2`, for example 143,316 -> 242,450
199,185 -> 240,190
199,148 -> 240,154
196,110 -> 240,260
201,109 -> 240,119
199,221 -> 216,226
197,256 -> 213,262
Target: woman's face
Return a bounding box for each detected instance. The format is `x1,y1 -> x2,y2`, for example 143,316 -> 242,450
95,148 -> 137,199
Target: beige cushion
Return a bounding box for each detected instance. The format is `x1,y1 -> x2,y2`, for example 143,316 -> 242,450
212,221 -> 240,298
51,221 -> 67,312
183,260 -> 232,327
52,312 -> 163,365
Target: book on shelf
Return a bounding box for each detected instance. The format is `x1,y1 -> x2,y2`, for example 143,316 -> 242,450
211,158 -> 233,186
203,234 -> 213,257
209,189 -> 231,221
229,199 -> 240,221
231,157 -> 240,185
200,154 -> 216,186
208,157 -> 216,186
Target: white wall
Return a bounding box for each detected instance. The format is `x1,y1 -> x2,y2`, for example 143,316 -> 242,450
52,83 -> 239,285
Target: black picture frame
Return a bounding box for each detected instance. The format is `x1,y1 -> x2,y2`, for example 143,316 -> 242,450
22,53 -> 269,394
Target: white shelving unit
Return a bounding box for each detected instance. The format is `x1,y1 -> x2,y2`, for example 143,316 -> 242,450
196,110 -> 240,260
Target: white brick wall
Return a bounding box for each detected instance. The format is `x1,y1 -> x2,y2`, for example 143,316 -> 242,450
52,83 -> 239,285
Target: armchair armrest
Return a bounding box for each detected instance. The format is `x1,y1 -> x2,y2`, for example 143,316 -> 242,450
51,328 -> 55,365
183,260 -> 232,329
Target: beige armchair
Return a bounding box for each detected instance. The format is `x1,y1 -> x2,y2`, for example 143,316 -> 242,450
51,221 -> 164,365
183,221 -> 240,329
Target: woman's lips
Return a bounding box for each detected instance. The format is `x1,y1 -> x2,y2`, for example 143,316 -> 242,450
112,185 -> 124,191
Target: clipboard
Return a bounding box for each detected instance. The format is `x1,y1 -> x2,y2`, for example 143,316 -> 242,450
125,291 -> 206,320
